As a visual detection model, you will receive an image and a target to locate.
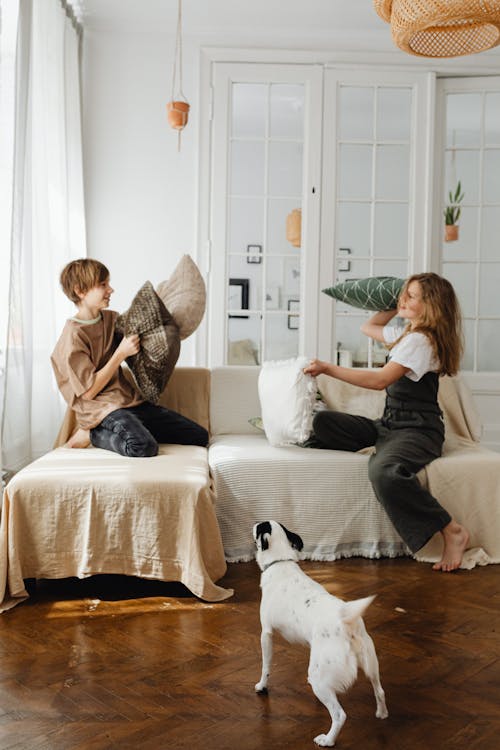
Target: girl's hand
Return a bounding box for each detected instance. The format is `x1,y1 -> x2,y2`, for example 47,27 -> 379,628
117,333 -> 140,358
304,358 -> 328,377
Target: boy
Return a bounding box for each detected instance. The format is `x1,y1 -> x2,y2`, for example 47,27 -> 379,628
51,258 -> 208,456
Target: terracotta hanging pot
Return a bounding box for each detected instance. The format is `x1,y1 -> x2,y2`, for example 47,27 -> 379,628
286,208 -> 302,247
167,100 -> 190,130
444,224 -> 459,242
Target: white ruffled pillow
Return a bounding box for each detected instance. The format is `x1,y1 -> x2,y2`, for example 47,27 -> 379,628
258,356 -> 317,446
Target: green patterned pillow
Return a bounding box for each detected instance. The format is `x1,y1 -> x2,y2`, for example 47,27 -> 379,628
248,416 -> 264,432
322,276 -> 404,311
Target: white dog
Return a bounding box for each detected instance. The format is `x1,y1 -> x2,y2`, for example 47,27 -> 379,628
253,520 -> 388,747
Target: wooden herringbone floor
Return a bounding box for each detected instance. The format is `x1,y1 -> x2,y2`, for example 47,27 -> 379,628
0,558 -> 499,750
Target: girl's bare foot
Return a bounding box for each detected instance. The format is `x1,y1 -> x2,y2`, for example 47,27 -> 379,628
65,428 -> 91,449
432,521 -> 469,572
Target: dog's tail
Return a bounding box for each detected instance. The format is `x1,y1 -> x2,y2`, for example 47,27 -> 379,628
341,595 -> 376,625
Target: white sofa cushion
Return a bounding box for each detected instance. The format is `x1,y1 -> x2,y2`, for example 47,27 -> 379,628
258,356 -> 317,446
208,433 -> 406,562
210,366 -> 262,435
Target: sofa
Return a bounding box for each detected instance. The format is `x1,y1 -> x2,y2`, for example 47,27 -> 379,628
2,365 -> 499,613
208,366 -> 500,567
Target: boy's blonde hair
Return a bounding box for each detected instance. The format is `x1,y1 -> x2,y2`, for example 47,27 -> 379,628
60,258 -> 110,304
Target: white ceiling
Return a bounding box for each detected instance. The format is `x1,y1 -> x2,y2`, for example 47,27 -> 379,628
74,1 -> 500,67
75,0 -> 388,42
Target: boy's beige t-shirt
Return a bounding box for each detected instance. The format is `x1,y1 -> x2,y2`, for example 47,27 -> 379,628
51,309 -> 143,430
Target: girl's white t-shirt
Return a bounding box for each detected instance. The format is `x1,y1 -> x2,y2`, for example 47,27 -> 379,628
383,324 -> 440,382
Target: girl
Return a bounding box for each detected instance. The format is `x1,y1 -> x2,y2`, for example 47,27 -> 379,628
304,272 -> 469,572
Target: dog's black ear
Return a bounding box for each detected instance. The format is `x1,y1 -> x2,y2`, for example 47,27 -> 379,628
255,521 -> 272,551
279,523 -> 304,551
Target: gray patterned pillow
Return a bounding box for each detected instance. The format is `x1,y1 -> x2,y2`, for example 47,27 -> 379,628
322,276 -> 404,311
115,281 -> 180,403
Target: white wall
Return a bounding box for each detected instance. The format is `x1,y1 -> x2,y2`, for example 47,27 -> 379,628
82,30 -> 200,364
81,31 -> 500,450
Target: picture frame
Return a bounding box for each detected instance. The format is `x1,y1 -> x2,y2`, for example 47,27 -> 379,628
287,298 -> 300,330
228,278 -> 249,318
246,244 -> 262,264
338,247 -> 351,272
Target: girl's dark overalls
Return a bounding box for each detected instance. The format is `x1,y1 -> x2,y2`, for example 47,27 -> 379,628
312,372 -> 452,552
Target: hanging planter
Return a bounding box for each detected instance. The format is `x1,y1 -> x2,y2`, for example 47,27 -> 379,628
167,0 -> 190,151
167,100 -> 190,130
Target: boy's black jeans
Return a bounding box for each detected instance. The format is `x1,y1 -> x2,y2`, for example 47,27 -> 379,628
90,402 -> 208,457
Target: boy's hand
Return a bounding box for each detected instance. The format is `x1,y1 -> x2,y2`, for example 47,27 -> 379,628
117,333 -> 140,359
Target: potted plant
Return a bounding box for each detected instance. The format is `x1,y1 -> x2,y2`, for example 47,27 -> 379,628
444,181 -> 464,242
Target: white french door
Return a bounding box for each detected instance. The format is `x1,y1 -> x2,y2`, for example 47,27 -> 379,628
207,63 -> 322,366
318,68 -> 435,365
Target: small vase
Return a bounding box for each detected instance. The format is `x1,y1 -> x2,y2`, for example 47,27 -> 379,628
444,224 -> 459,242
167,100 -> 190,130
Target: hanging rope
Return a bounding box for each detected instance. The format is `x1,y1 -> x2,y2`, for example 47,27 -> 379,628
167,0 -> 190,151
171,0 -> 186,104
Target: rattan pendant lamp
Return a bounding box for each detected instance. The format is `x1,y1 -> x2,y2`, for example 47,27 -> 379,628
374,0 -> 500,57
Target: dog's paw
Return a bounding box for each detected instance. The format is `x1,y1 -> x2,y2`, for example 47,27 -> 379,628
255,682 -> 268,695
314,734 -> 335,747
376,706 -> 389,719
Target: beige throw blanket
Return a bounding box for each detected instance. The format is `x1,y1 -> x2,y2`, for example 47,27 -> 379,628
318,373 -> 500,569
0,445 -> 232,612
417,376 -> 499,568
0,368 -> 232,613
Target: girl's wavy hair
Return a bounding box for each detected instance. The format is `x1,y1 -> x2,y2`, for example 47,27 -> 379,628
391,273 -> 463,376
60,258 -> 110,304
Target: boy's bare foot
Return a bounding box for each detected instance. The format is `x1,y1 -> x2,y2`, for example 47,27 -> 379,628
432,521 -> 469,572
65,428 -> 91,449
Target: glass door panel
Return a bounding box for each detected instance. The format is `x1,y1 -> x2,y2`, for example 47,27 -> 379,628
338,145 -> 373,199
375,145 -> 410,200
231,83 -> 267,138
226,81 -> 305,364
374,203 -> 409,257
485,92 -> 500,142
330,79 -> 415,366
338,86 -> 374,141
270,83 -> 304,139
377,87 -> 411,140
439,79 -> 500,373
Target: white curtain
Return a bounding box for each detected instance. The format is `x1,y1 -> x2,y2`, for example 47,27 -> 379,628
1,0 -> 86,473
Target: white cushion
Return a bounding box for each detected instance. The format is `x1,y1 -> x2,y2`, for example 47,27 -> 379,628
209,432 -> 406,562
258,356 -> 317,447
210,366 -> 261,436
